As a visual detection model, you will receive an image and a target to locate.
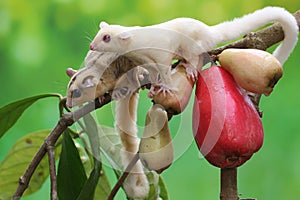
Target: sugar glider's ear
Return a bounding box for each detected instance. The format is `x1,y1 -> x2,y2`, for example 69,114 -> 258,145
118,32 -> 132,40
99,21 -> 109,29
82,76 -> 96,88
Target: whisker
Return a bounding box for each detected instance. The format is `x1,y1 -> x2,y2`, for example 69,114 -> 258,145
84,33 -> 92,42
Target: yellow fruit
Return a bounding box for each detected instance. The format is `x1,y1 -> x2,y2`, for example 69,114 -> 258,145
218,48 -> 283,96
139,104 -> 174,173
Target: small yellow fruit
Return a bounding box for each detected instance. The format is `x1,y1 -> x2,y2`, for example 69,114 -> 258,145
218,48 -> 283,96
152,65 -> 195,115
139,104 -> 174,173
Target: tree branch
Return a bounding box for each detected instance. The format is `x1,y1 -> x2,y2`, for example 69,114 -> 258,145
209,11 -> 300,56
107,153 -> 140,200
47,145 -> 57,200
220,168 -> 238,200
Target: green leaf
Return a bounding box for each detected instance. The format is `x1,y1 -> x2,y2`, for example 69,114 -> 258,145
76,160 -> 102,200
76,114 -> 103,200
76,119 -> 169,200
97,125 -> 123,171
97,125 -> 170,200
0,93 -> 62,139
73,139 -> 93,176
73,137 -> 111,199
0,130 -> 61,200
57,129 -> 87,200
158,175 -> 169,200
144,172 -> 169,200
83,114 -> 101,161
94,169 -> 111,199
146,172 -> 160,200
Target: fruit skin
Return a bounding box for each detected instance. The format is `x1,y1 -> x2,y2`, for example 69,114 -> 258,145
152,65 -> 195,115
139,104 -> 174,173
218,48 -> 283,96
192,66 -> 264,168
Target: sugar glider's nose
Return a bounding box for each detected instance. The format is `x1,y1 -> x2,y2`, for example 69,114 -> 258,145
66,100 -> 73,108
89,43 -> 95,50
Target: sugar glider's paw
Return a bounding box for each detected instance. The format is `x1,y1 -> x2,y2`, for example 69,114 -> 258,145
112,86 -> 133,100
186,67 -> 198,82
148,83 -> 178,98
97,95 -> 106,104
137,66 -> 150,85
112,66 -> 150,100
123,167 -> 150,199
180,63 -> 198,82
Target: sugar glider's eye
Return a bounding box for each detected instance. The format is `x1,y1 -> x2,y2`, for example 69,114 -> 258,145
120,87 -> 129,95
71,89 -> 82,98
102,34 -> 111,43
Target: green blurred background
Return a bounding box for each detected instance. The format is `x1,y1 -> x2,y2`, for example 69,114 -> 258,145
0,0 -> 300,199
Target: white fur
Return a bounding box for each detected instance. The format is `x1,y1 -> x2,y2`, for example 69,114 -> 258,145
100,21 -> 109,28
91,18 -> 211,90
211,6 -> 298,64
91,6 -> 298,91
115,93 -> 150,198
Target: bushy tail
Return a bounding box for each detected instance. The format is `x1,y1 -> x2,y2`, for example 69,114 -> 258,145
211,7 -> 298,65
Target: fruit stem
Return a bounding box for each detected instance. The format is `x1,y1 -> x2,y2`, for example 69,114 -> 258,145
247,93 -> 263,117
220,168 -> 238,200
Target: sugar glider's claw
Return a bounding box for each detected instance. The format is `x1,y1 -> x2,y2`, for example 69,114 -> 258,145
186,67 -> 198,82
148,83 -> 178,98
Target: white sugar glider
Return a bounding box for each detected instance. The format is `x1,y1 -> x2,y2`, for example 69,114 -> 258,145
90,6 -> 298,95
66,55 -> 151,198
66,50 -> 144,107
112,66 -> 150,100
111,72 -> 151,197
114,91 -> 150,198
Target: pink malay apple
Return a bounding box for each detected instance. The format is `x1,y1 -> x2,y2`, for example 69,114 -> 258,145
192,66 -> 264,168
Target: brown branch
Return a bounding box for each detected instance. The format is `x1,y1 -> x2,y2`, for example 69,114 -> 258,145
107,153 -> 140,200
47,146 -> 57,200
13,94 -> 111,200
209,11 -> 300,56
220,168 -> 238,200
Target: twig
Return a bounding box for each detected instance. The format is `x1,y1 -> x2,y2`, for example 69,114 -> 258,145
208,11 -> 300,56
47,145 -> 57,200
13,94 -> 111,200
13,118 -> 67,200
107,153 -> 140,200
220,168 -> 238,200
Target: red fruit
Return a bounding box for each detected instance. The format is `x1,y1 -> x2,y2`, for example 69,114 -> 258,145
192,66 -> 264,168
